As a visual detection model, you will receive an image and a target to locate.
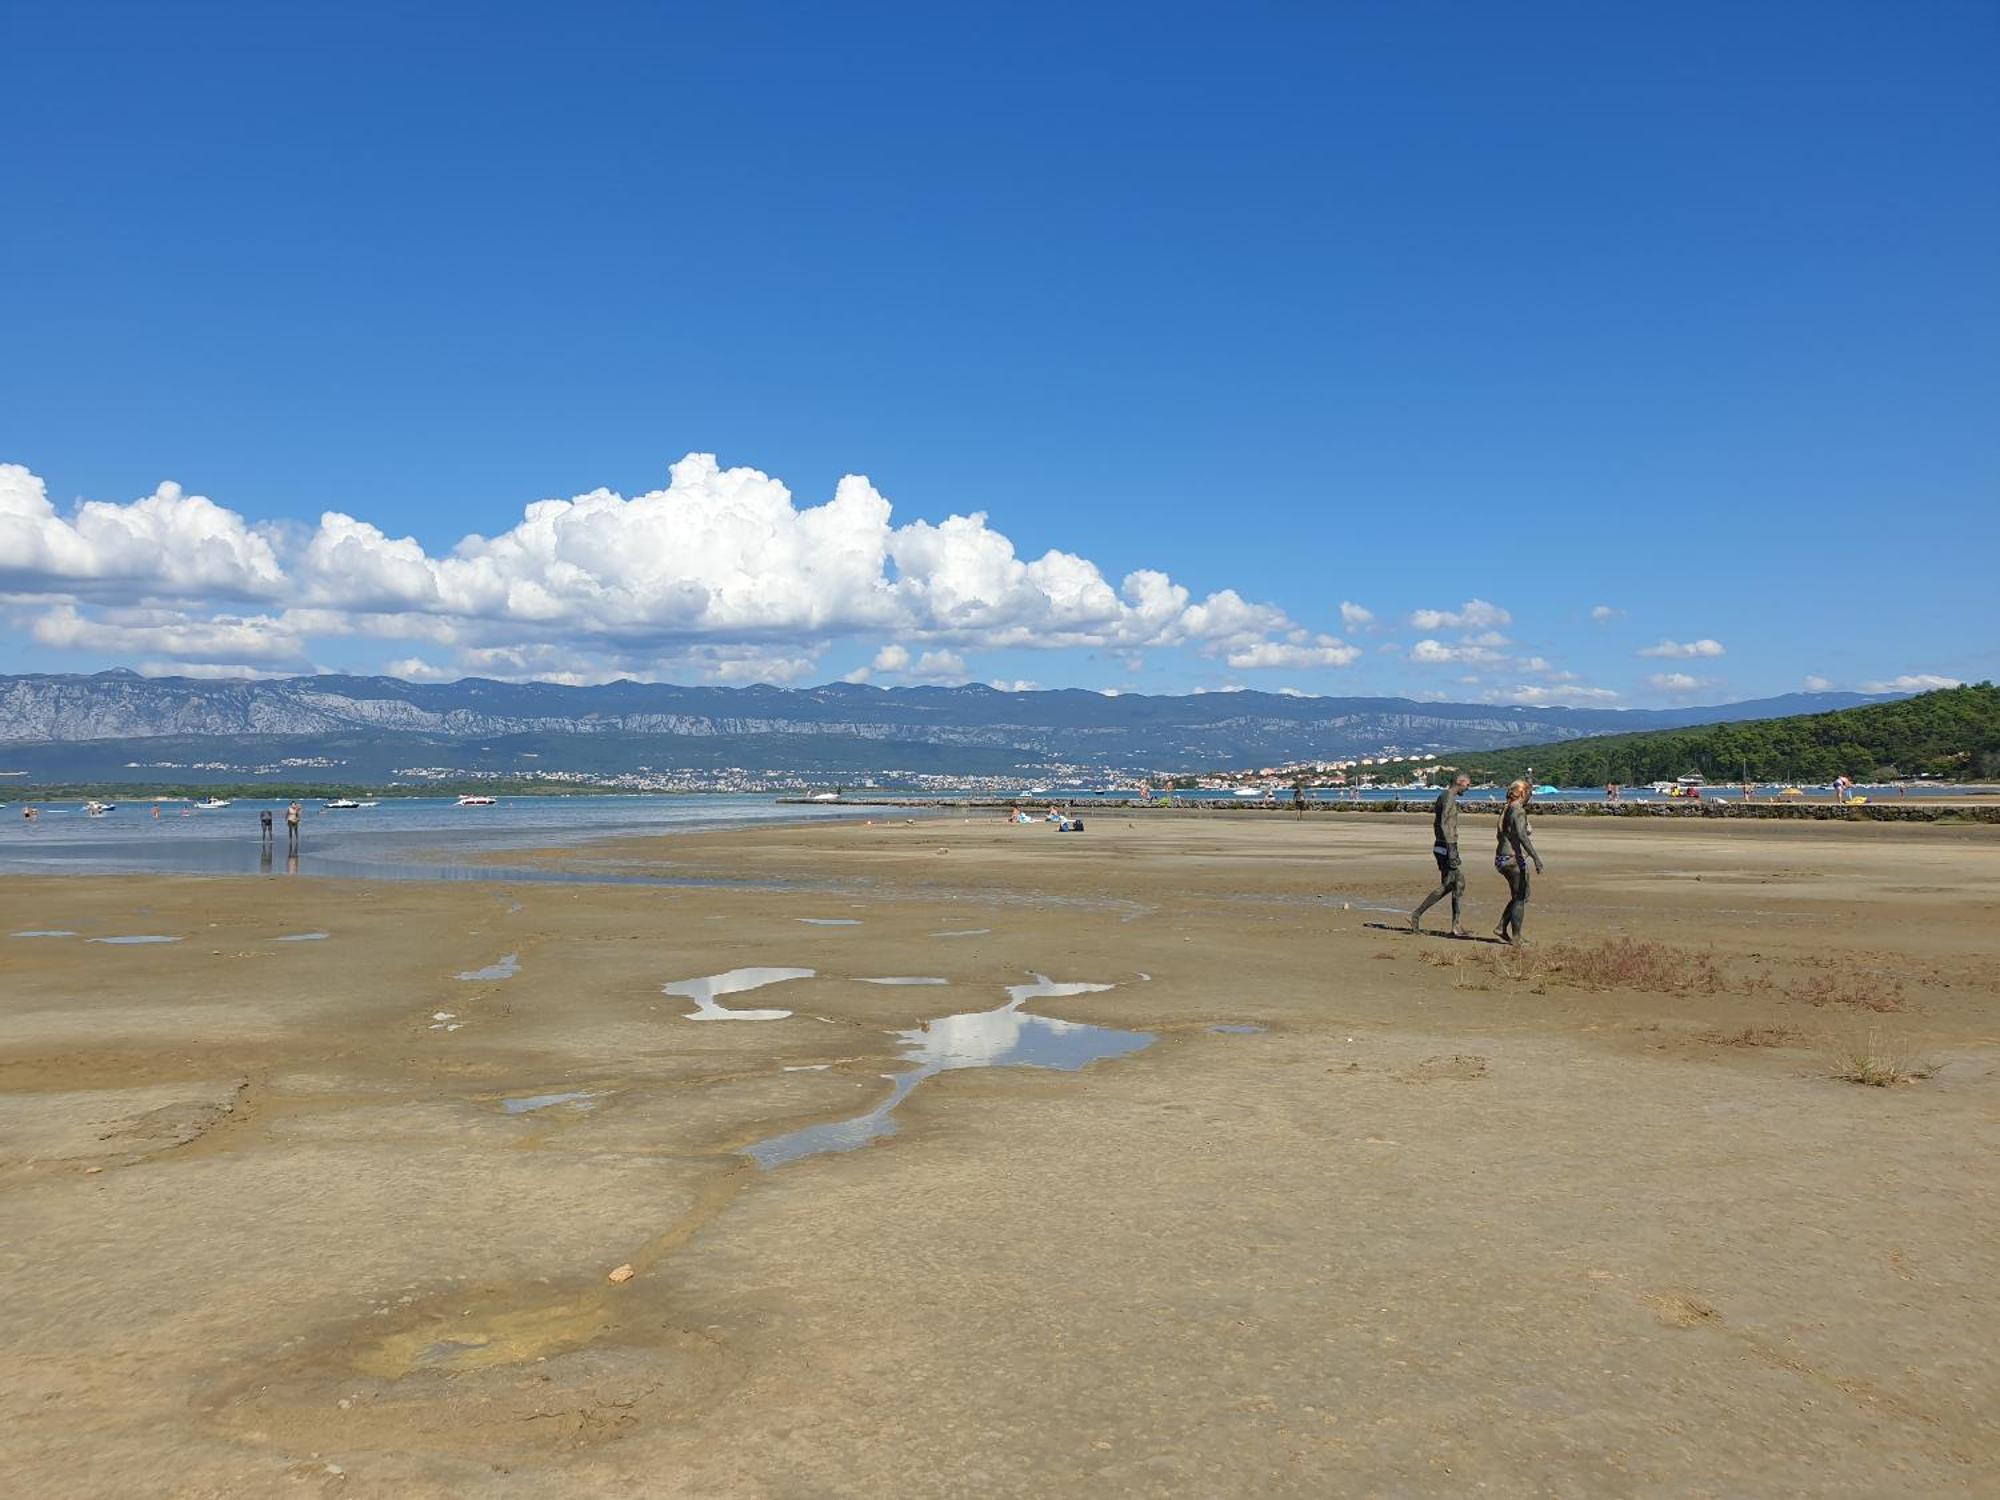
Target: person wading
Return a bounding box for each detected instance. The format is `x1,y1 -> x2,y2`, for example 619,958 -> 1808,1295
1409,773 -> 1472,936
1493,779 -> 1544,946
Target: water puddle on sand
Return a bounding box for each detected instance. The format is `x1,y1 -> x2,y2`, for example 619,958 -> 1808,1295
10,930 -> 79,938
797,917 -> 861,926
930,927 -> 990,938
858,976 -> 949,986
1210,1024 -> 1266,1035
747,975 -> 1151,1169
274,931 -> 329,942
455,953 -> 520,981
666,966 -> 813,1021
88,935 -> 181,945
500,1089 -> 606,1115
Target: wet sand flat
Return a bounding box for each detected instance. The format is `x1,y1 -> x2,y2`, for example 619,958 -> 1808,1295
1,812 -> 1996,1496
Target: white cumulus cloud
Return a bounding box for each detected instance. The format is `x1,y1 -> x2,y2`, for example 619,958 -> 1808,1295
1589,604 -> 1622,622
1409,598 -> 1510,631
1647,672 -> 1712,693
1496,684 -> 1620,704
1860,674 -> 1962,693
1410,638 -> 1506,666
0,464 -> 286,601
1339,601 -> 1374,628
1223,635 -> 1360,670
30,603 -> 308,665
1638,638 -> 1725,659
0,453 -> 1335,683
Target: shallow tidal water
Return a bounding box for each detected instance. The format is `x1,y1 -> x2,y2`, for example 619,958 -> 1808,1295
748,975 -> 1152,1169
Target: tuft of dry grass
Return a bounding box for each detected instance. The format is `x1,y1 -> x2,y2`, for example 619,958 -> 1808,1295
1479,937 -> 1738,996
1825,1028 -> 1934,1087
1786,973 -> 1906,1013
1536,938 -> 1730,994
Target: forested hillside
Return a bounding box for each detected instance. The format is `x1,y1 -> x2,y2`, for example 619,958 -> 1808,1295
1411,685 -> 1998,785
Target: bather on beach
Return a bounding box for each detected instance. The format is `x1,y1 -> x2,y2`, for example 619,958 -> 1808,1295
1409,773 -> 1472,935
1493,779 -> 1544,945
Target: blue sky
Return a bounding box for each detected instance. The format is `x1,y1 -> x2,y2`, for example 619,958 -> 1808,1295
2,1 -> 1993,705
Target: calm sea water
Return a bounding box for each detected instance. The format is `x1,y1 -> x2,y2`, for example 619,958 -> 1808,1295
4,783 -> 1983,883
0,795 -> 885,881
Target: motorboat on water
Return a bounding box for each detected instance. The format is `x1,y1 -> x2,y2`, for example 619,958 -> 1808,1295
807,791 -> 841,803
456,794 -> 498,806
194,797 -> 232,810
85,800 -> 115,816
323,798 -> 362,810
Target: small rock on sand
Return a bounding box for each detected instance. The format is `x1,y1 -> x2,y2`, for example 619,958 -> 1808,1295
607,1263 -> 636,1284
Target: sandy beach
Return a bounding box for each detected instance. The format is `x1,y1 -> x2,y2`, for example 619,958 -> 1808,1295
2,810 -> 1996,1496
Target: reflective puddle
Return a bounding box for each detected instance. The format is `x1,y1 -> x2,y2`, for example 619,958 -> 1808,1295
88,935 -> 181,945
858,976 -> 949,986
797,917 -> 861,927
747,975 -> 1151,1168
275,931 -> 330,942
500,1089 -> 606,1115
455,953 -> 520,981
666,966 -> 814,1021
930,928 -> 991,938
10,930 -> 79,938
1210,1023 -> 1266,1035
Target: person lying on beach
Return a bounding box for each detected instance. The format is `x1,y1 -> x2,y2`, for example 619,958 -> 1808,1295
1409,773 -> 1471,936
1493,780 -> 1544,946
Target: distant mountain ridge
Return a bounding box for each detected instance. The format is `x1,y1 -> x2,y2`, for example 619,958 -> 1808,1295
0,672 -> 1900,781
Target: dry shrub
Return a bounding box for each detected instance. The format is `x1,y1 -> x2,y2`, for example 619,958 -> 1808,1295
1787,973 -> 1905,1013
1826,1029 -> 1934,1087
1532,938 -> 1729,995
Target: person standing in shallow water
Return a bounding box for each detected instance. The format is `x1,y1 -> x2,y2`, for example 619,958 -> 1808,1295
1409,773 -> 1472,935
285,801 -> 301,851
1493,779 -> 1544,946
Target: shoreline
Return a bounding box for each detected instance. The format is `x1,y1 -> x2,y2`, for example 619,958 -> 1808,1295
781,793 -> 2000,822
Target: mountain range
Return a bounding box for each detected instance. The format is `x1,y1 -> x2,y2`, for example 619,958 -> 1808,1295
0,671 -> 1901,785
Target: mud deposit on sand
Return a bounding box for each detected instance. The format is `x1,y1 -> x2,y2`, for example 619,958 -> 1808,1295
2,812 -> 1998,1496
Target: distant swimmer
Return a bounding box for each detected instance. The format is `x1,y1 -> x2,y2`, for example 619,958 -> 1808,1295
1493,780 -> 1544,946
1409,774 -> 1472,936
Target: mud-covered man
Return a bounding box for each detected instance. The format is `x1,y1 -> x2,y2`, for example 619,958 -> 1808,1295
1409,773 -> 1472,936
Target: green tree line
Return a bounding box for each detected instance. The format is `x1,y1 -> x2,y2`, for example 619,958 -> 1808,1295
1383,684 -> 1999,787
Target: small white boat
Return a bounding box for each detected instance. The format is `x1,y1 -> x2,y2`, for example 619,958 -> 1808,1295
457,794 -> 497,806
1232,787 -> 1261,798
85,800 -> 115,817
807,791 -> 840,803
194,797 -> 232,810
323,798 -> 362,810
